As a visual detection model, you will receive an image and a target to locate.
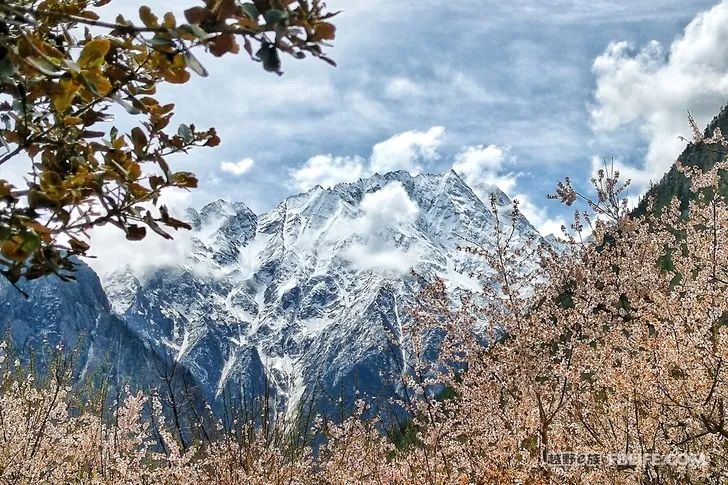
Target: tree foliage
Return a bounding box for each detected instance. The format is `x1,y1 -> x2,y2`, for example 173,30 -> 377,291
0,0 -> 338,285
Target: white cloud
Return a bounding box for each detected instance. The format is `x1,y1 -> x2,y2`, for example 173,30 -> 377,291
358,181 -> 420,230
384,77 -> 426,100
289,127 -> 445,192
452,144 -> 518,195
590,0 -> 728,192
451,144 -> 568,236
370,127 -> 445,175
515,193 -> 567,237
342,182 -> 421,273
343,245 -> 421,273
220,158 -> 255,176
85,188 -> 196,277
291,136 -> 569,238
289,154 -> 365,191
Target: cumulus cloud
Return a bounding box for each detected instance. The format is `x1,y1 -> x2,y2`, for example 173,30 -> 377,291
452,144 -> 518,195
590,0 -> 728,191
358,181 -> 420,230
515,194 -> 567,237
370,127 -> 444,174
289,127 -> 445,192
342,182 -> 422,273
220,158 -> 255,176
290,154 -> 366,191
85,188 -> 196,277
291,133 -> 569,237
450,144 -> 567,236
343,245 -> 421,273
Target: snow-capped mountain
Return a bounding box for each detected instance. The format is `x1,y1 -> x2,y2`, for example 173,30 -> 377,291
102,169 -> 547,417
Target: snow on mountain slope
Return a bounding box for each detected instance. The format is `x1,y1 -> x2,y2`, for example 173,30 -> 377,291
104,170 -> 546,417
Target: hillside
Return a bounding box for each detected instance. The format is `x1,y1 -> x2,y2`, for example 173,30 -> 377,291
634,104 -> 728,216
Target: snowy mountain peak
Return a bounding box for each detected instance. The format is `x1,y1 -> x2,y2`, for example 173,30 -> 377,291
102,170 -> 546,417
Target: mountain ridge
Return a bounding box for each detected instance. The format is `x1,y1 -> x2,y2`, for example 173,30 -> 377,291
103,169 -> 547,417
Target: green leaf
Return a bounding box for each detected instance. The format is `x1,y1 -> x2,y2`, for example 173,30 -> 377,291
20,232 -> 41,253
110,93 -> 141,115
184,51 -> 209,77
0,47 -> 15,80
256,43 -> 282,75
264,9 -> 287,25
25,57 -> 62,76
148,36 -> 176,50
178,124 -> 193,143
240,3 -> 259,20
178,24 -> 216,40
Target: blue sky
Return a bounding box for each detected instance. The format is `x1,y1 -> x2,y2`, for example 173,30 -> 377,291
79,0 -> 728,269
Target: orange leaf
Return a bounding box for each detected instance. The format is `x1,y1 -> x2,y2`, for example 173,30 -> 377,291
163,68 -> 190,84
130,127 -> 148,153
209,33 -> 239,57
1,237 -> 27,262
313,22 -> 336,41
63,116 -> 84,126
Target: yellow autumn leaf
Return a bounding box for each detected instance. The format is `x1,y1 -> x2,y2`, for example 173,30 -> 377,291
0,180 -> 12,198
78,38 -> 111,68
0,240 -> 24,262
63,116 -> 84,126
0,235 -> 33,262
127,162 -> 142,180
139,6 -> 159,28
112,137 -> 127,150
83,69 -> 113,96
52,76 -> 81,112
163,12 -> 177,29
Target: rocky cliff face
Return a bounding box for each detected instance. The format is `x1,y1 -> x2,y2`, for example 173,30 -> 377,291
0,262 -> 163,389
